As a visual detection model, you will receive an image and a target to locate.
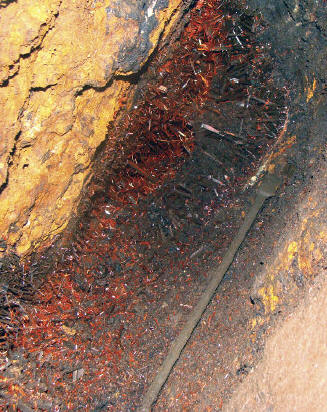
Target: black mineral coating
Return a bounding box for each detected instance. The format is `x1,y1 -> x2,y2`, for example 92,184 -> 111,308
105,0 -> 172,73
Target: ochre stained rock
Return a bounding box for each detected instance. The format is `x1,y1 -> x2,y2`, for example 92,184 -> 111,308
0,0 -> 187,256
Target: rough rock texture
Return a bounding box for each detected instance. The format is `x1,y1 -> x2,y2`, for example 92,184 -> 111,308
225,272 -> 327,412
0,0 -> 186,256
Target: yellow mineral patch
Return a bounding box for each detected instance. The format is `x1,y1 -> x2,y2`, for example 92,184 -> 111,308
298,252 -> 312,275
301,218 -> 308,231
268,163 -> 276,174
27,4 -> 50,21
295,233 -> 315,274
258,285 -> 279,313
251,318 -> 257,329
250,317 -> 263,329
62,325 -> 77,336
306,78 -> 317,102
286,135 -> 297,146
313,248 -> 323,262
287,241 -> 298,261
318,231 -> 327,242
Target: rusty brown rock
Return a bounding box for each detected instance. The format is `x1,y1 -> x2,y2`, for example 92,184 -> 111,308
0,0 -> 186,256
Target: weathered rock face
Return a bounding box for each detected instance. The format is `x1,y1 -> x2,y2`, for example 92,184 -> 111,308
0,0 -> 186,256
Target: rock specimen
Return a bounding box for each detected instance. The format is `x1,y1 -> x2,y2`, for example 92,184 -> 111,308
0,0 -> 186,256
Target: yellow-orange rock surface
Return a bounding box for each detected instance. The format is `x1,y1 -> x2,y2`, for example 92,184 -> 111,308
0,0 -> 185,256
